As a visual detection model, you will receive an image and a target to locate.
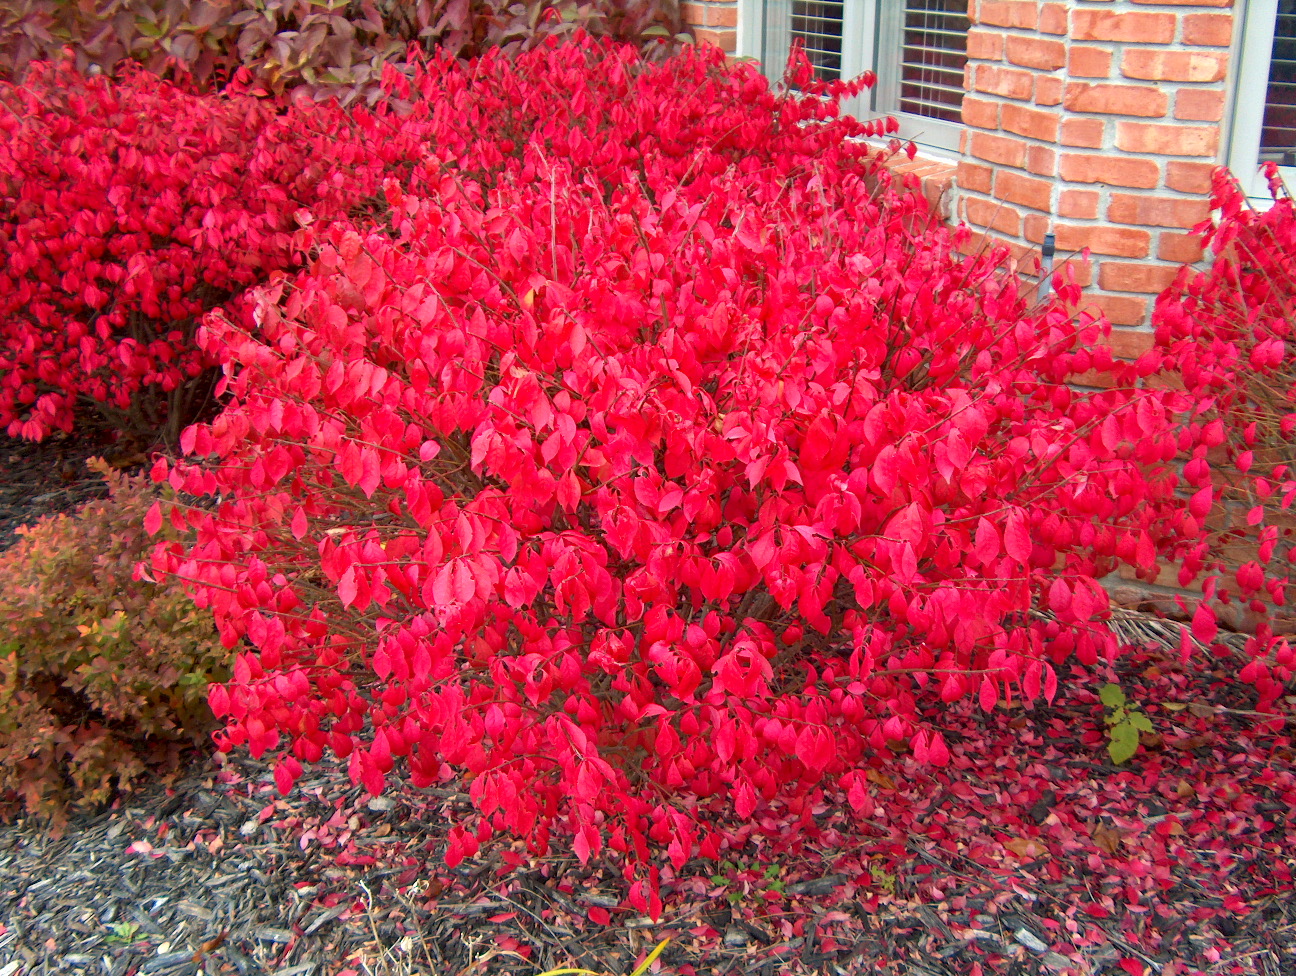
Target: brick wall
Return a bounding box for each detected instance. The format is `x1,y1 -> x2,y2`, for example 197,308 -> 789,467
682,1 -> 739,53
957,0 -> 1233,351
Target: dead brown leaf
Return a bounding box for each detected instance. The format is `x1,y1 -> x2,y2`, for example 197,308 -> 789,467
1004,838 -> 1049,859
1093,823 -> 1123,856
866,769 -> 897,791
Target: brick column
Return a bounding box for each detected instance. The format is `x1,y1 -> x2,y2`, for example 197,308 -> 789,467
957,0 -> 1233,350
682,1 -> 738,53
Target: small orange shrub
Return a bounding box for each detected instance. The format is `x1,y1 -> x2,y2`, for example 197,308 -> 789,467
0,459 -> 228,829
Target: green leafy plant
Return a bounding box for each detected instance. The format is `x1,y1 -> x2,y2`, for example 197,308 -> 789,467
103,921 -> 142,945
869,863 -> 898,896
0,459 -> 229,831
1099,683 -> 1153,765
708,859 -> 785,906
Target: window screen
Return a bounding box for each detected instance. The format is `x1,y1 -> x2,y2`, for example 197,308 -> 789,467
898,0 -> 969,124
789,0 -> 846,82
1261,1 -> 1296,164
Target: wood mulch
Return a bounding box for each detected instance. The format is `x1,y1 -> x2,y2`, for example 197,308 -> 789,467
1,433 -> 1294,976
2,668 -> 1294,976
0,433 -> 116,552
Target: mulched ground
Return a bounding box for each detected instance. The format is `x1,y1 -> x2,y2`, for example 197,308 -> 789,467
0,433 -> 118,552
0,434 -> 1294,976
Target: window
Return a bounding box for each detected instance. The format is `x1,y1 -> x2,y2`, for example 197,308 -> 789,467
1229,0 -> 1296,202
748,0 -> 970,153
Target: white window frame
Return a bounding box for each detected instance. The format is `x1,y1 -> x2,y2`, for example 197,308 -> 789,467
739,0 -> 967,156
1228,0 -> 1296,204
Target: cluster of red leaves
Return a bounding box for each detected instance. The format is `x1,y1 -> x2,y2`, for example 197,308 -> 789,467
1141,166 -> 1296,695
0,59 -> 417,443
132,40 -> 1294,914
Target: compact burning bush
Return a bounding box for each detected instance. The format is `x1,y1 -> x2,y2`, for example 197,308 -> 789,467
143,41 -> 1293,911
0,59 -> 412,444
0,461 -> 227,829
1141,166 -> 1296,673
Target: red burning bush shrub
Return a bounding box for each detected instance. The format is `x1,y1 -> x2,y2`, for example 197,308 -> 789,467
141,42 -> 1293,910
0,59 -> 416,443
1141,166 -> 1296,659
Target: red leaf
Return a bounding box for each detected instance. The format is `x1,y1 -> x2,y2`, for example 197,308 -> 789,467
1189,486 -> 1213,519
1023,660 -> 1042,702
1047,578 -> 1071,617
208,682 -> 230,717
927,732 -> 949,765
979,676 -> 997,712
587,907 -> 611,925
974,517 -> 999,565
144,501 -> 163,536
1004,509 -> 1031,564
290,506 -> 309,540
338,566 -> 359,608
1192,603 -> 1217,644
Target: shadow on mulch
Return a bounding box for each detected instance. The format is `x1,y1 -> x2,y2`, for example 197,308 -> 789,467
0,431 -> 155,552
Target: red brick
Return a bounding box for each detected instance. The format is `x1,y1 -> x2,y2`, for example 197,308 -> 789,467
921,172 -> 955,217
1002,103 -> 1060,141
1158,232 -> 1206,264
1060,117 -> 1106,148
1006,36 -> 1066,71
957,160 -> 995,194
1034,75 -> 1064,106
1026,144 -> 1057,176
1069,366 -> 1118,390
1098,261 -> 1181,294
996,171 -> 1054,211
1059,153 -> 1160,188
710,5 -> 739,28
1059,188 -> 1100,219
961,95 -> 1000,130
1122,50 -> 1227,83
1129,0 -> 1229,5
1039,2 -> 1067,35
964,195 -> 1022,236
1054,223 -> 1152,258
1064,82 -> 1168,117
969,130 -> 1028,167
693,28 -> 736,52
1069,45 -> 1113,78
684,3 -> 737,28
1085,292 -> 1151,327
958,227 -> 1036,264
1106,327 -> 1156,360
1115,121 -> 1220,156
1175,88 -> 1225,122
1165,160 -> 1215,194
967,28 -> 1004,61
1182,12 -> 1232,46
1053,255 -> 1094,286
976,0 -> 1039,29
1073,10 -> 1176,43
1107,193 -> 1212,229
1023,213 -> 1052,246
976,64 -> 1034,100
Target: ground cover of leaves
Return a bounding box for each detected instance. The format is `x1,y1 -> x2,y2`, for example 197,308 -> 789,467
1,636 -> 1292,976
